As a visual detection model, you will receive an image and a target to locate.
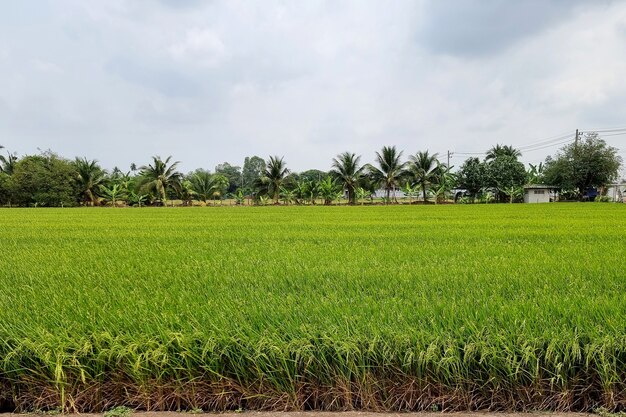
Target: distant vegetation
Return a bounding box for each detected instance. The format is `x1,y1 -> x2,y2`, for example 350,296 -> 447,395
0,133 -> 621,207
1,204 -> 625,412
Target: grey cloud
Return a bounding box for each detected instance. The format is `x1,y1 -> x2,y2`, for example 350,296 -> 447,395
1,0 -> 625,173
156,0 -> 206,10
105,57 -> 203,98
418,0 -> 592,57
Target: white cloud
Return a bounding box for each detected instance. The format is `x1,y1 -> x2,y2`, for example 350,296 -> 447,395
31,59 -> 63,74
0,0 -> 624,172
168,28 -> 227,68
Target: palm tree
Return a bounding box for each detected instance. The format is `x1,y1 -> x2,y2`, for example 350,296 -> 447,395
331,152 -> 365,205
210,174 -> 229,204
0,149 -> 18,175
367,146 -> 406,203
189,170 -> 214,203
430,162 -> 456,204
262,156 -> 289,204
75,158 -> 105,206
176,179 -> 196,206
409,151 -> 439,203
486,144 -> 521,161
139,156 -> 182,204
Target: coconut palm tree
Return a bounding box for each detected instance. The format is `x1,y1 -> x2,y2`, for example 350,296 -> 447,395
486,144 -> 521,161
262,156 -> 289,204
367,146 -> 406,203
139,156 -> 182,204
429,162 -> 456,204
331,152 -> 365,205
189,170 -> 214,203
75,157 -> 105,206
176,179 -> 196,206
0,149 -> 18,175
409,151 -> 439,203
210,174 -> 229,204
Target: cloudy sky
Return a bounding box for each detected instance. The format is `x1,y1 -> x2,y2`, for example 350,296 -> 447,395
1,0 -> 625,173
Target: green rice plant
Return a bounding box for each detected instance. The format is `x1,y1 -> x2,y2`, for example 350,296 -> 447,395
0,204 -> 625,412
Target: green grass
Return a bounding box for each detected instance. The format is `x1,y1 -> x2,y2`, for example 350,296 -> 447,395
1,204 -> 625,412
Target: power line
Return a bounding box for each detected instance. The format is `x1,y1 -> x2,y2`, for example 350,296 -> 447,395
452,126 -> 624,158
517,134 -> 574,150
515,131 -> 574,150
596,132 -> 626,137
581,126 -> 626,132
519,138 -> 575,153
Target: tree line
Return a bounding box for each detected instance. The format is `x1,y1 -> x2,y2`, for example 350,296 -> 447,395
0,133 -> 622,207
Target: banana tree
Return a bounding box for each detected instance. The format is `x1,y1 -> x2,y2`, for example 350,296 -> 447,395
355,187 -> 370,205
100,183 -> 125,207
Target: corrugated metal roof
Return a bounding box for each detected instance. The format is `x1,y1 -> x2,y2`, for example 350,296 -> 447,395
523,184 -> 558,189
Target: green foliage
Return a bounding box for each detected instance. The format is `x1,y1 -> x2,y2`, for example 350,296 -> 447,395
10,153 -> 79,207
176,179 -> 197,206
485,155 -> 526,202
355,186 -> 371,205
595,407 -> 626,417
209,174 -> 229,202
315,176 -> 342,205
526,162 -> 545,185
367,145 -> 406,203
408,151 -> 439,202
429,161 -> 455,204
0,172 -> 12,205
293,180 -> 316,205
456,157 -> 485,201
139,156 -> 182,204
298,169 -> 328,183
331,152 -> 365,205
260,156 -> 289,203
99,183 -> 125,206
242,156 -> 265,193
104,406 -> 133,417
215,162 -> 242,193
544,133 -> 622,198
401,182 -> 416,203
0,149 -> 18,175
189,169 -> 213,202
485,144 -> 521,160
75,157 -> 106,206
1,205 -> 626,412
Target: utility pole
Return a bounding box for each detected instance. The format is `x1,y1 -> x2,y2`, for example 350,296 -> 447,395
447,150 -> 451,167
575,129 -> 580,147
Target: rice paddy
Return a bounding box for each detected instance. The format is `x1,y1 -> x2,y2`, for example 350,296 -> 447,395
1,204 -> 625,412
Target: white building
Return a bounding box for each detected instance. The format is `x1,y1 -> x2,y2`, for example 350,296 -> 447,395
605,182 -> 626,202
523,184 -> 557,203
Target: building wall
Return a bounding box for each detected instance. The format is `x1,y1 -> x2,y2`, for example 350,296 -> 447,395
524,189 -> 552,203
605,184 -> 626,202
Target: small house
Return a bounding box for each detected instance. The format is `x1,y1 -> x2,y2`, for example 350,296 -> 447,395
523,184 -> 557,203
604,182 -> 626,202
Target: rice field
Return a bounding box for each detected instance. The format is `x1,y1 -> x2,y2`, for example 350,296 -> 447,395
1,204 -> 625,412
